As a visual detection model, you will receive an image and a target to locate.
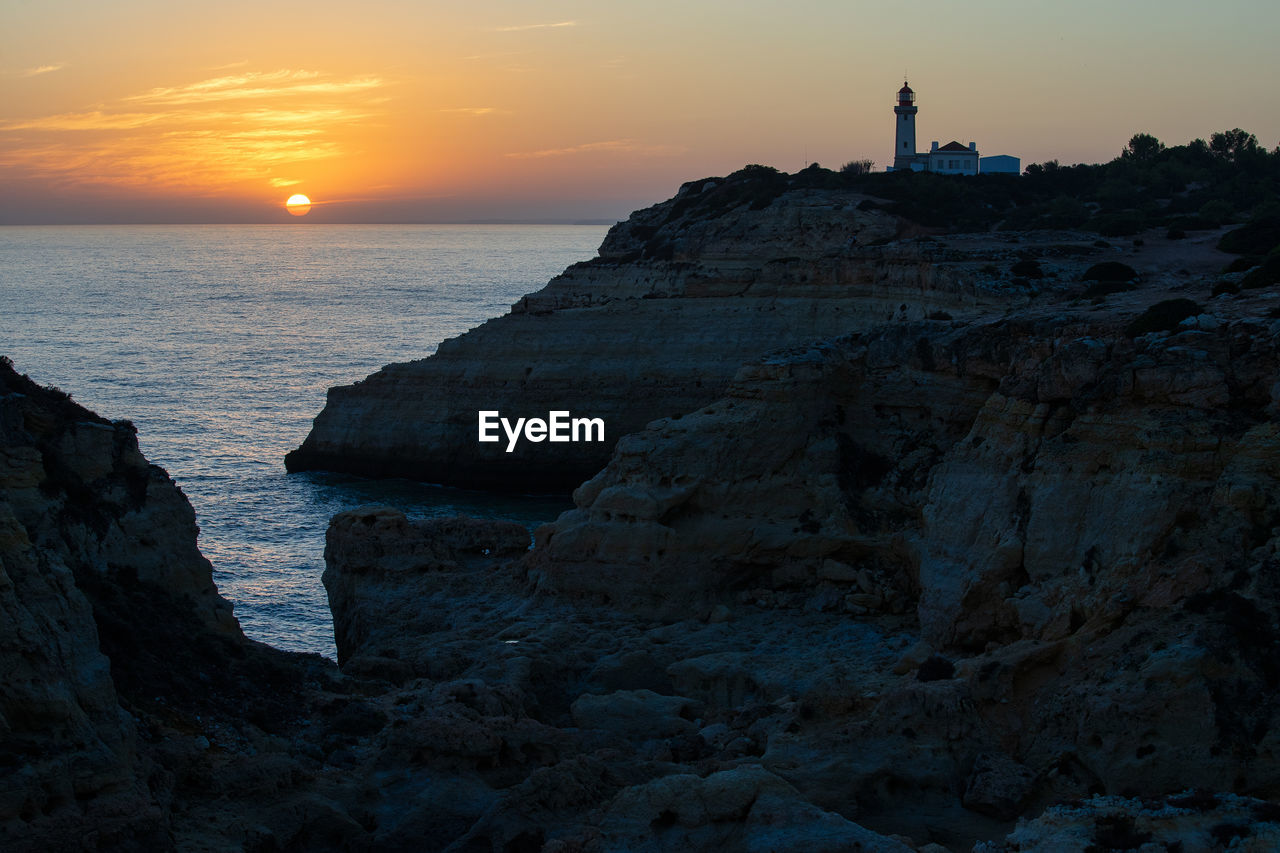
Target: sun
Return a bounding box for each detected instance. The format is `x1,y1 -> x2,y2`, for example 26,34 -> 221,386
285,194 -> 312,216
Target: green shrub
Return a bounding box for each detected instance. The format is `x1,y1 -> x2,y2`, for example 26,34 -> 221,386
1084,280 -> 1137,298
1125,299 -> 1202,337
1198,199 -> 1236,227
1223,256 -> 1260,273
1010,260 -> 1044,278
1240,255 -> 1280,289
664,164 -> 788,222
1166,215 -> 1213,232
840,159 -> 875,175
1217,216 -> 1280,255
1083,261 -> 1139,282
1091,211 -> 1146,237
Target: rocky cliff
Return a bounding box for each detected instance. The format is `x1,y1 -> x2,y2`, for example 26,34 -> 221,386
1,359 -> 389,851
287,167 -> 1070,491
317,209 -> 1280,847
1,357 -> 946,851
13,167 -> 1280,850
321,504 -> 973,850
519,269 -> 1280,836
0,357 -> 240,849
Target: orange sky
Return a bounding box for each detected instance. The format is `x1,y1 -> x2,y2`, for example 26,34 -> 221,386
3,1 -> 1278,223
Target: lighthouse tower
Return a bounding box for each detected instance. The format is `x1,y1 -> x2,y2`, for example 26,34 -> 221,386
893,81 -> 918,171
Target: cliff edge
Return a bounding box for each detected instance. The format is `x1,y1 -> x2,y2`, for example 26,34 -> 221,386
286,167 -> 1054,490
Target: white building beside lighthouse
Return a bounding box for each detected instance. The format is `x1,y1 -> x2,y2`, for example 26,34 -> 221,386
887,81 -> 1019,175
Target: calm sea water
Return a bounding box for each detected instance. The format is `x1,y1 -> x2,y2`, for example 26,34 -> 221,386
0,224 -> 608,657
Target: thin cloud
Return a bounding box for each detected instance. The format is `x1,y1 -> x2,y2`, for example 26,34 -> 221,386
493,21 -> 577,32
235,108 -> 374,125
506,139 -> 683,159
164,127 -> 326,139
438,107 -> 500,116
270,177 -> 301,187
0,107 -> 370,133
125,70 -> 382,105
128,70 -> 319,99
21,64 -> 65,77
1,111 -> 167,131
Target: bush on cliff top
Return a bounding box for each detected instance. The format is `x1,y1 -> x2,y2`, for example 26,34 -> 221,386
1125,299 -> 1202,337
1090,210 -> 1148,237
1240,255 -> 1280,290
1010,260 -> 1044,279
665,164 -> 789,223
840,159 -> 875,175
1083,280 -> 1137,298
1083,262 -> 1139,282
1218,216 -> 1280,255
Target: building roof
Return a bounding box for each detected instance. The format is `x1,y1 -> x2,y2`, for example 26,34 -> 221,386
936,141 -> 974,153
898,82 -> 914,94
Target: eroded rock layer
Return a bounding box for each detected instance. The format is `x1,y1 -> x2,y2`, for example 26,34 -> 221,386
320,260 -> 1280,847
322,505 -> 947,850
524,290 -> 1280,829
1,356 -> 943,851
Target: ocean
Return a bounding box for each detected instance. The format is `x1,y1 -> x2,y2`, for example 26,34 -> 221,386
0,224 -> 609,658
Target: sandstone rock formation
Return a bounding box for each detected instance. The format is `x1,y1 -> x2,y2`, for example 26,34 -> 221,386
0,357 -> 933,851
1,360 -> 381,851
316,215 -> 1280,848
321,504 -> 939,850
287,167 -> 1070,491
1,357 -> 237,849
520,277 -> 1280,836
976,792 -> 1280,852
12,170 -> 1280,850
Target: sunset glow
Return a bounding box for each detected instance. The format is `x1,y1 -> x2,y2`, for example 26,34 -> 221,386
3,1 -> 1278,223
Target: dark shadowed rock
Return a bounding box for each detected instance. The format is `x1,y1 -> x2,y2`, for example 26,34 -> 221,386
963,753 -> 1037,821
1,360 -> 368,851
916,656 -> 956,682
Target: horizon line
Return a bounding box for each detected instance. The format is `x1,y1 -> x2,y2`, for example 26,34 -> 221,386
0,218 -> 622,227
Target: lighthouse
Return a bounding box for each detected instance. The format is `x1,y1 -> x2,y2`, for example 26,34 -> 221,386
893,81 -> 918,171
886,80 -> 1020,174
